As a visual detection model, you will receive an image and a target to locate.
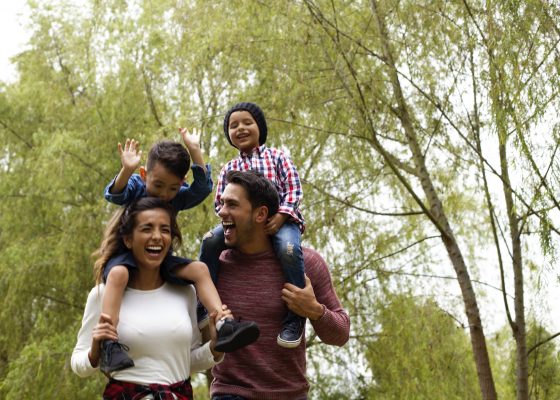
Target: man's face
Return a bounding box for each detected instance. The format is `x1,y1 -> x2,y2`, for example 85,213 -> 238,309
218,183 -> 259,251
143,162 -> 183,202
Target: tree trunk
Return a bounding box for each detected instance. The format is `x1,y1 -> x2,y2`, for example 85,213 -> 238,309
371,1 -> 497,398
485,1 -> 529,397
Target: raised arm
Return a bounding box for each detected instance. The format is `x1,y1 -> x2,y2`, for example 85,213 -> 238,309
109,139 -> 143,194
180,127 -> 207,174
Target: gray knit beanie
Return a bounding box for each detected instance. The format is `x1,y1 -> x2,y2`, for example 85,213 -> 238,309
223,102 -> 268,147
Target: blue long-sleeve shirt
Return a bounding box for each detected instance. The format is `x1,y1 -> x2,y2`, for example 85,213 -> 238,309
104,164 -> 213,212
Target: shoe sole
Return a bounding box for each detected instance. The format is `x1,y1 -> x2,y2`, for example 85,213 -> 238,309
277,334 -> 303,349
214,323 -> 260,353
100,359 -> 135,374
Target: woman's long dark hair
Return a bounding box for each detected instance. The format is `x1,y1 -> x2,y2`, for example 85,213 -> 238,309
91,197 -> 182,284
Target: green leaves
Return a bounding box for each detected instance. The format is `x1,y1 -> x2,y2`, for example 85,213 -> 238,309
1,0 -> 560,398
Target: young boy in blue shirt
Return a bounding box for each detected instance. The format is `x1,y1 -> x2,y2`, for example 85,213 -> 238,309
101,128 -> 259,374
199,103 -> 306,349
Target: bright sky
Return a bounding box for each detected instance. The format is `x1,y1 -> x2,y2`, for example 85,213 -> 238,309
0,1 -> 31,83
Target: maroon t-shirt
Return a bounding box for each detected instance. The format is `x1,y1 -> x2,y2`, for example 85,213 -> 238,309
211,248 -> 350,399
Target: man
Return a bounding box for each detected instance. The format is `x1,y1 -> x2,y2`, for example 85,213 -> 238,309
210,170 -> 350,400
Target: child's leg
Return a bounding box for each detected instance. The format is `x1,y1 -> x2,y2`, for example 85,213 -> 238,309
272,222 -> 305,289
198,223 -> 227,284
196,224 -> 227,326
272,222 -> 306,348
100,264 -> 135,373
174,261 -> 224,320
102,266 -> 129,326
175,260 -> 260,353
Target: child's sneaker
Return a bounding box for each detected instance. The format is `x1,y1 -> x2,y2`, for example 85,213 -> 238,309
100,340 -> 135,374
214,319 -> 260,352
277,316 -> 305,348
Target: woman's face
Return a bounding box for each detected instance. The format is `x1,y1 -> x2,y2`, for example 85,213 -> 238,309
124,208 -> 172,271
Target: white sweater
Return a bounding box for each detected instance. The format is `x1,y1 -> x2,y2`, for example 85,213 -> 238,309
71,283 -> 220,384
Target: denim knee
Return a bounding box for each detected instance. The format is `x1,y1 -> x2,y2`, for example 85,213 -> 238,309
200,226 -> 225,255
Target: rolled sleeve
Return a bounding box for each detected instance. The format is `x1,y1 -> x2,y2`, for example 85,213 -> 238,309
172,164 -> 213,210
104,174 -> 146,205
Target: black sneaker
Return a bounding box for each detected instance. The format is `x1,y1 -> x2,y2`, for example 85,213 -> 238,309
277,316 -> 305,348
214,319 -> 260,353
100,340 -> 135,374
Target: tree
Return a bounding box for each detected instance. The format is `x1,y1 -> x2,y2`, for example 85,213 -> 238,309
1,0 -> 560,398
365,293 -> 480,399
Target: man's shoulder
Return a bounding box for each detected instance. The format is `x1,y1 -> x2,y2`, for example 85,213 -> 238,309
302,247 -> 328,271
302,246 -> 321,258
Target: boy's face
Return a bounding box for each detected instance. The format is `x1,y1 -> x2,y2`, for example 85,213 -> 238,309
228,110 -> 260,153
140,162 -> 183,202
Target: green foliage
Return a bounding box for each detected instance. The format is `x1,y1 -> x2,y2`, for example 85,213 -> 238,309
1,0 -> 560,398
364,294 -> 480,399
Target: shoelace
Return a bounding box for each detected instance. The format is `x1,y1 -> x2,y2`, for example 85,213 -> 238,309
285,321 -> 303,334
110,342 -> 130,353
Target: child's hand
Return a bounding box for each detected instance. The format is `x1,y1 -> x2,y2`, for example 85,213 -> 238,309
179,127 -> 202,152
265,213 -> 289,235
118,139 -> 142,173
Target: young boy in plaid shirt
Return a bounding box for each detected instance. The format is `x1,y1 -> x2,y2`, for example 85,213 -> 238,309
199,102 -> 306,348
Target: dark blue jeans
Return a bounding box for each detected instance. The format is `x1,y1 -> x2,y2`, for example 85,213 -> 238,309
198,221 -> 305,323
199,222 -> 304,288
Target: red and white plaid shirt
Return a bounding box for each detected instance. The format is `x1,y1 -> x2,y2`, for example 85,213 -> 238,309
215,145 -> 305,233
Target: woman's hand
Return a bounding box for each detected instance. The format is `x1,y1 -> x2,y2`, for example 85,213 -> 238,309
208,305 -> 232,360
88,313 -> 118,368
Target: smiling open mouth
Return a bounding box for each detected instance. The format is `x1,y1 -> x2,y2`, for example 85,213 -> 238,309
222,221 -> 235,234
146,245 -> 163,254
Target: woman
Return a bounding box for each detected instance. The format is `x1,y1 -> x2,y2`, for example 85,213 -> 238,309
71,197 -> 225,399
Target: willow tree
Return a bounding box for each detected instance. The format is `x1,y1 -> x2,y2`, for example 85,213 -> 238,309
287,1 -> 560,399
1,0 -> 559,399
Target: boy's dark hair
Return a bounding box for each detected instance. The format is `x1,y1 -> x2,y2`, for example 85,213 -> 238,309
146,140 -> 190,179
225,170 -> 279,217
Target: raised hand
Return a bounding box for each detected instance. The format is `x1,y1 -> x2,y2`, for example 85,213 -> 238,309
117,139 -> 142,173
179,127 -> 202,152
179,127 -> 206,172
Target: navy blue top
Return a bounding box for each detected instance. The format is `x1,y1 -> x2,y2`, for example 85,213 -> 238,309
104,164 -> 213,212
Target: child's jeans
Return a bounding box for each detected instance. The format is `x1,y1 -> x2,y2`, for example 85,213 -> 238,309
199,222 -> 304,287
198,221 -> 305,322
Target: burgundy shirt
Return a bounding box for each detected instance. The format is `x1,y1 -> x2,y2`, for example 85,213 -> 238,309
211,248 -> 350,399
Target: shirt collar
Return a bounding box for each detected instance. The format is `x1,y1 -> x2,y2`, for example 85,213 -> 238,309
239,144 -> 266,158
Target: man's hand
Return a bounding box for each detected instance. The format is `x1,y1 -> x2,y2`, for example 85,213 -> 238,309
265,213 -> 288,235
118,139 -> 142,173
281,275 -> 324,321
